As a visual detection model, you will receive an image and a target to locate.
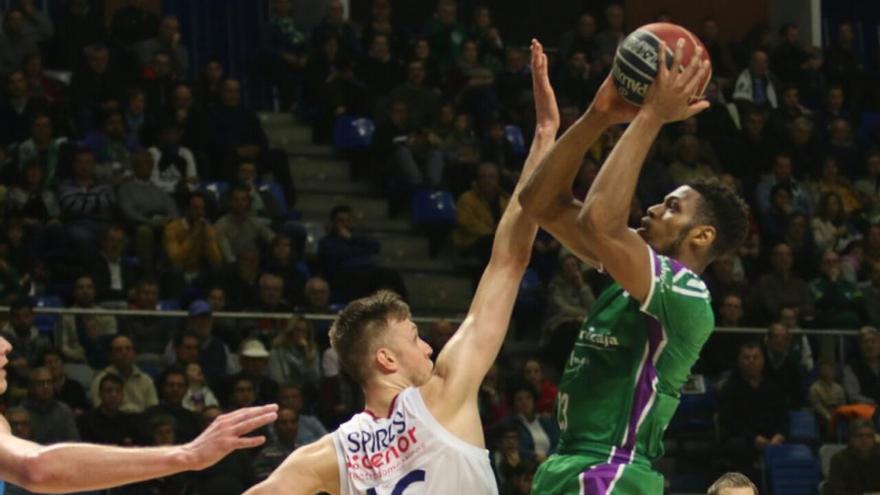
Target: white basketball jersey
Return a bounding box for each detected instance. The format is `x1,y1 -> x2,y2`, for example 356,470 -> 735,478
332,387 -> 498,495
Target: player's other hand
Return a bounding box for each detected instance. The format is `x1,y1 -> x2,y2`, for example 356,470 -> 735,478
530,39 -> 559,133
642,39 -> 710,124
590,76 -> 639,126
182,404 -> 278,470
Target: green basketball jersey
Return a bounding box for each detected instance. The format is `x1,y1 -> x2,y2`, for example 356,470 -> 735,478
555,247 -> 713,462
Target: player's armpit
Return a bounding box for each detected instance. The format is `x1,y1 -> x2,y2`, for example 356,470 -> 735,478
536,198 -> 602,269
244,435 -> 339,495
578,224 -> 652,303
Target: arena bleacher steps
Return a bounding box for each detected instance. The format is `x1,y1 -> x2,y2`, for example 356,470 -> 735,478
261,111 -> 475,315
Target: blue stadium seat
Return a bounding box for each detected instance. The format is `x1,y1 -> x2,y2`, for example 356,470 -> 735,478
158,299 -> 181,311
260,182 -> 289,217
412,189 -> 456,225
669,375 -> 716,432
33,296 -> 62,337
763,444 -> 820,495
334,115 -> 375,150
504,124 -> 527,158
859,111 -> 880,145
788,409 -> 819,444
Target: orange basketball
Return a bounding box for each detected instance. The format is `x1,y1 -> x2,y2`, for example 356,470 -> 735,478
612,22 -> 712,105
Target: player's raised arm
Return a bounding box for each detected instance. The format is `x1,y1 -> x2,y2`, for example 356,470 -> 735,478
428,40 -> 555,401
243,435 -> 339,495
518,67 -> 638,267
575,40 -> 710,302
0,404 -> 277,493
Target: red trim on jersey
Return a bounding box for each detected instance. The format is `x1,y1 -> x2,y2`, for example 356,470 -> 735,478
363,394 -> 399,420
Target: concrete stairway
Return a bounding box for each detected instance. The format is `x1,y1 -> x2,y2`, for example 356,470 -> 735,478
259,112 -> 474,315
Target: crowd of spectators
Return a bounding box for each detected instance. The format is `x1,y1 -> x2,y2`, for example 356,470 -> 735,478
3,0 -> 880,492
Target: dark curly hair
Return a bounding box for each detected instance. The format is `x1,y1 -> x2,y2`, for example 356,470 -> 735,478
687,179 -> 750,260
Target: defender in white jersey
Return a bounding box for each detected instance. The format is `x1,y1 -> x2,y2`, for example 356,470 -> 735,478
245,40 -> 605,495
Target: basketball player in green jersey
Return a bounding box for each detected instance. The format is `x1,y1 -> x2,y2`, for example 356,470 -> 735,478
520,41 -> 749,494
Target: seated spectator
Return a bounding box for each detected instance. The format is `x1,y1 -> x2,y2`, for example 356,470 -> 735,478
110,0 -> 158,48
812,192 -> 860,253
478,363 -> 508,431
126,415 -> 191,493
703,254 -> 750,303
822,419 -> 880,495
221,248 -> 262,310
146,120 -> 199,195
668,134 -> 718,184
232,160 -> 288,224
217,187 -> 277,263
267,316 -> 320,391
783,116 -> 822,177
754,152 -> 812,216
504,383 -> 559,462
265,0 -> 308,111
182,362 -> 219,413
58,275 -> 118,364
253,407 -> 300,482
190,406 -> 257,494
165,300 -> 239,385
0,9 -> 39,79
809,156 -> 860,216
812,249 -> 863,329
453,162 -> 510,267
844,327 -> 880,405
90,335 -> 158,413
809,359 -> 846,439
162,192 -> 224,292
265,235 -> 309,306
542,254 -> 595,338
77,374 -> 138,445
499,459 -> 537,495
40,348 -> 89,414
863,261 -> 880,328
195,58 -> 226,110
594,4 -> 624,62
0,70 -> 45,149
208,78 -> 292,192
492,423 -> 536,485
388,60 -> 440,129
142,368 -> 200,443
787,213 -> 819,278
85,225 -> 140,302
58,148 -> 117,256
774,85 -> 812,126
50,1 -> 107,73
134,15 -> 189,76
763,323 -> 805,407
81,110 -> 138,181
244,274 -> 292,342
855,150 -> 880,225
227,339 -> 279,407
0,300 -> 50,366
169,83 -> 210,159
301,276 -> 331,314
118,152 -> 179,272
356,33 -> 402,105
142,50 -> 179,117
5,406 -> 32,441
441,112 -> 482,195
68,44 -> 121,133
759,184 -> 794,246
718,343 -> 787,476
481,120 -> 518,188
751,243 -> 814,324
522,359 -> 557,416
205,285 -> 241,348
318,346 -> 362,428
699,294 -> 748,377
23,367 -> 80,444
772,23 -> 808,84
373,100 -> 445,189
276,383 -> 326,446
228,375 -> 258,410
16,113 -> 71,187
318,205 -> 406,302
825,118 -> 861,177
7,159 -> 62,260
122,87 -> 152,149
733,49 -> 780,110
168,331 -> 200,370
121,279 -> 173,359
553,49 -> 599,112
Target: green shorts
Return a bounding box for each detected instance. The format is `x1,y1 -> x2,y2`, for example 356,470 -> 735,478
531,451 -> 664,495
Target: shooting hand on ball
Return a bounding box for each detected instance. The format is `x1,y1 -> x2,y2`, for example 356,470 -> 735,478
642,39 -> 710,124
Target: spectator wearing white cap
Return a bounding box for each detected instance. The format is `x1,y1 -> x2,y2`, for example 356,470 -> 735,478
223,339 -> 278,407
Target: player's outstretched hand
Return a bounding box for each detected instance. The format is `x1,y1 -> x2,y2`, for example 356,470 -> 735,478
182,404 -> 278,470
642,38 -> 710,123
530,39 -> 559,133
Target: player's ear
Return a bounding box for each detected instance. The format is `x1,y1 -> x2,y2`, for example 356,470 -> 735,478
690,224 -> 716,249
376,346 -> 398,373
